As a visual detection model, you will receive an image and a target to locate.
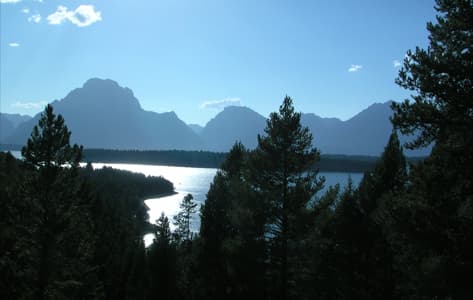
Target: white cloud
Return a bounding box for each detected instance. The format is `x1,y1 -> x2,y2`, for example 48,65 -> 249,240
28,13 -> 41,23
21,8 -> 29,13
1,0 -> 22,4
393,60 -> 401,68
9,42 -> 20,47
34,0 -> 43,3
47,5 -> 102,27
11,101 -> 47,110
200,97 -> 241,109
348,64 -> 362,72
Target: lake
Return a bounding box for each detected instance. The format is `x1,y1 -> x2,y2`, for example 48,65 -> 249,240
5,151 -> 363,245
88,163 -> 363,245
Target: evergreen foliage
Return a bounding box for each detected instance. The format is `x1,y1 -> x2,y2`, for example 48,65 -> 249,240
1,1 -> 471,298
173,194 -> 198,243
389,0 -> 473,297
253,96 -> 323,299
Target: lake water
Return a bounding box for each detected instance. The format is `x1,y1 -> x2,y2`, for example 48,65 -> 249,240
88,163 -> 363,245
5,151 -> 363,245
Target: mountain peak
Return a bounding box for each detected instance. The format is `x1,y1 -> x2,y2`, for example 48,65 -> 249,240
81,78 -> 135,98
58,78 -> 141,112
4,78 -> 204,150
221,105 -> 252,113
83,78 -> 119,88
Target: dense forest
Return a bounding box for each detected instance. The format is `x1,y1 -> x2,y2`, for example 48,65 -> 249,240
1,0 -> 472,299
2,142 -> 400,172
81,149 -> 386,173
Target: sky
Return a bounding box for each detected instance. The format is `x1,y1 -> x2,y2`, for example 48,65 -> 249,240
1,0 -> 437,126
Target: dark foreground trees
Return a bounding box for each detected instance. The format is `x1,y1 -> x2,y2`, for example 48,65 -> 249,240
198,98 -> 325,299
1,1 -> 471,298
253,96 -> 324,299
0,105 -> 175,300
389,0 -> 473,297
0,104 -> 100,299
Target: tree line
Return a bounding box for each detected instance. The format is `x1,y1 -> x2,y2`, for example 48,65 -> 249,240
1,0 -> 472,298
81,148 -> 388,173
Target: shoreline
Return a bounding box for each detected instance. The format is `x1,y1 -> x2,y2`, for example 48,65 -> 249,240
143,190 -> 178,200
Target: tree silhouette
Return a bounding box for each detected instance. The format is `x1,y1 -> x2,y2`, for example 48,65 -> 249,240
391,1 -> 473,297
22,104 -> 82,169
173,194 -> 198,243
19,104 -> 100,299
253,96 -> 323,300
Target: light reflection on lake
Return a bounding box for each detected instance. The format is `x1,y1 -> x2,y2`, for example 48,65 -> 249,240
87,163 -> 363,246
3,153 -> 364,246
88,163 -> 217,246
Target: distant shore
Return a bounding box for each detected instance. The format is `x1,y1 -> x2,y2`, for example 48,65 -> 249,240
1,145 -> 426,173
143,191 -> 178,200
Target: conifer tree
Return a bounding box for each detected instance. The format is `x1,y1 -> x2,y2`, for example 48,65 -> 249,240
173,193 -> 198,243
252,96 -> 323,300
390,1 -> 473,297
148,213 -> 177,300
358,131 -> 407,215
20,104 -> 100,299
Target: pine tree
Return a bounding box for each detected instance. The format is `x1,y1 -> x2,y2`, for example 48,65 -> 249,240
358,131 -> 407,215
22,104 -> 82,170
147,213 -> 177,300
198,142 -> 267,299
172,194 -> 198,299
173,193 -> 198,244
390,1 -> 473,297
252,96 -> 323,300
20,104 -> 100,299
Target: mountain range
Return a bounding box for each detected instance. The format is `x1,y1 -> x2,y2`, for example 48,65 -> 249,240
0,113 -> 32,143
1,78 -> 430,156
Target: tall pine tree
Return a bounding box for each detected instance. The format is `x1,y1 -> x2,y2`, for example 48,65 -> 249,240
390,0 -> 473,297
20,104 -> 101,299
252,96 -> 323,300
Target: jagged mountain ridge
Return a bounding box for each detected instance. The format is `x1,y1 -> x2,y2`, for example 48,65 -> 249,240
0,113 -> 32,143
203,103 -> 430,156
5,78 -> 203,150
200,106 -> 267,152
2,78 -> 430,156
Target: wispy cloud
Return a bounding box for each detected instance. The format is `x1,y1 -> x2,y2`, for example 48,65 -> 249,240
200,97 -> 241,109
1,0 -> 22,4
11,101 -> 47,110
9,42 -> 20,47
47,5 -> 102,27
28,13 -> 41,23
348,64 -> 363,72
393,60 -> 401,68
21,8 -> 29,13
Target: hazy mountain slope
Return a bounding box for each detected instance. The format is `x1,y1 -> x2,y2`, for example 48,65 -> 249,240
1,113 -> 31,128
200,106 -> 267,152
4,79 -> 430,155
300,113 -> 344,154
188,124 -> 204,135
0,116 -> 14,143
302,101 -> 430,156
204,101 -> 430,156
6,79 -> 203,150
0,113 -> 32,143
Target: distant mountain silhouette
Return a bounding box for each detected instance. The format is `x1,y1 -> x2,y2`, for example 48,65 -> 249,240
200,106 -> 267,152
5,79 -> 203,150
3,78 -> 430,156
188,124 -> 204,135
0,113 -> 31,143
198,102 -> 430,156
301,102 -> 394,155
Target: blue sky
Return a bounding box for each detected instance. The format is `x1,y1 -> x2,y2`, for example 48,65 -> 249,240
1,0 -> 437,125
